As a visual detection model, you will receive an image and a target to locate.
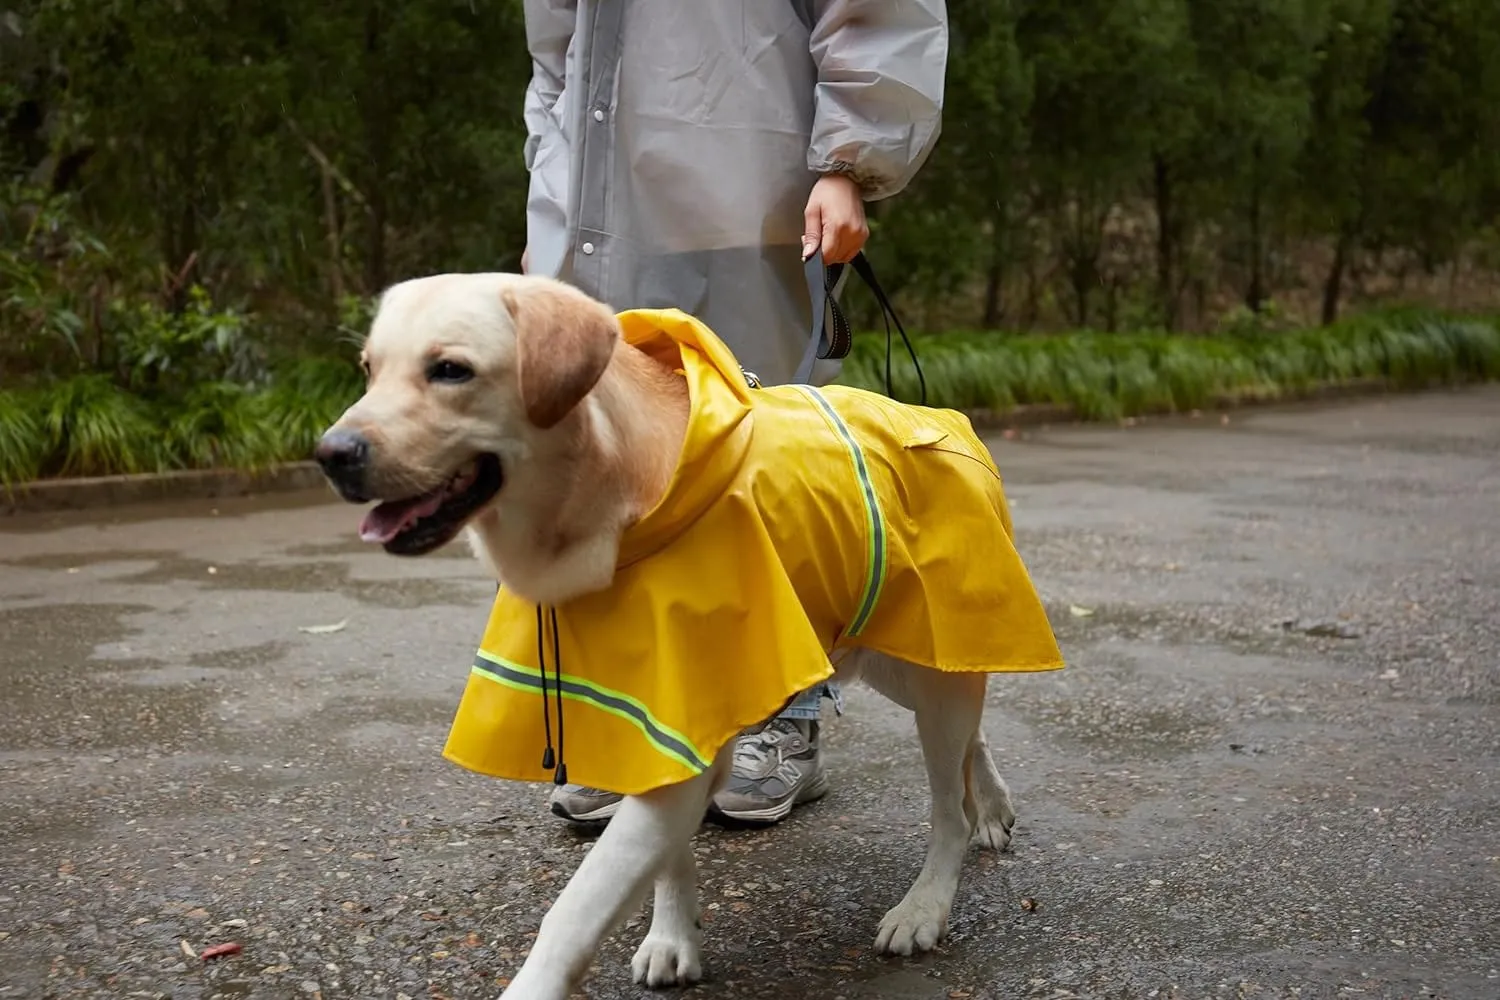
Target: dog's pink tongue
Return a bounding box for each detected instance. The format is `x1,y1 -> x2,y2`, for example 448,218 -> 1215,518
358,492 -> 444,543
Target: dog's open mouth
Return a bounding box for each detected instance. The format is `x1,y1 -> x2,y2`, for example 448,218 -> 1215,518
358,453 -> 503,556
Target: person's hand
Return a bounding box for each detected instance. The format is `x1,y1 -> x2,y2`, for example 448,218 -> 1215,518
802,173 -> 867,264
520,245 -> 531,274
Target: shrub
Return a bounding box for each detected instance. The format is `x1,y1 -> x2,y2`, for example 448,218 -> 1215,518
838,314 -> 1500,416
0,389 -> 49,487
3,312 -> 1496,487
39,374 -> 167,477
165,382 -> 280,470
249,356 -> 364,463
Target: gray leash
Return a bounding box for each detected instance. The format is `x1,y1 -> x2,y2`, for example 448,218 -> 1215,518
791,250 -> 926,405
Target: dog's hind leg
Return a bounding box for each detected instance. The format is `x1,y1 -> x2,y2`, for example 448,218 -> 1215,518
966,729 -> 1017,852
864,657 -> 986,956
631,837 -> 704,988
857,651 -> 1016,852
499,754 -> 725,1000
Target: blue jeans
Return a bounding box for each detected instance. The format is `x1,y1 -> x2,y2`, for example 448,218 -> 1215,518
777,681 -> 842,722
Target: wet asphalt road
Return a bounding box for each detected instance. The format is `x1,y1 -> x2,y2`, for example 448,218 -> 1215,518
2,388 -> 1498,1000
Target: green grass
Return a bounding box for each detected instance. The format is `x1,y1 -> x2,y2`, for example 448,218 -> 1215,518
0,356 -> 362,488
164,382 -> 281,470
40,375 -> 168,477
838,313 -> 1500,419
1,312 -> 1497,488
0,389 -> 48,486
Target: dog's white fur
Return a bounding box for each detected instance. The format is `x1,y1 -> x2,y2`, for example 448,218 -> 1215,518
326,273 -> 1023,1000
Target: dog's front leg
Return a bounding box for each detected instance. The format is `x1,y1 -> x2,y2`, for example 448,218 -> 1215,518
499,767 -> 719,1000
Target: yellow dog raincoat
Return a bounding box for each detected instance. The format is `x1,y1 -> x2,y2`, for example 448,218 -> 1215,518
442,309 -> 1064,795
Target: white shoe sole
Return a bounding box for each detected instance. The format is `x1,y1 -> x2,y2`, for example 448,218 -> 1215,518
709,768 -> 830,824
549,794 -> 622,824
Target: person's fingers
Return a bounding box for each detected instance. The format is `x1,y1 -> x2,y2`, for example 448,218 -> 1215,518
848,217 -> 870,258
822,206 -> 858,263
802,200 -> 824,261
821,218 -> 842,263
824,216 -> 865,264
806,183 -> 869,263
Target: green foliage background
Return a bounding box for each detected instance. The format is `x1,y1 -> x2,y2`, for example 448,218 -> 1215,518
3,0 -> 1500,484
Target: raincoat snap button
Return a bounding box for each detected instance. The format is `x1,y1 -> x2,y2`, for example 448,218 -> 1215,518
581,241 -> 596,255
592,109 -> 605,122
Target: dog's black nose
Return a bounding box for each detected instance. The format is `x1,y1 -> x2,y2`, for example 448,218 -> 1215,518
315,428 -> 369,471
315,428 -> 370,487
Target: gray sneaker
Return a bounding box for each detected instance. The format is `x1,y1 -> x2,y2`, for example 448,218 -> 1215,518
548,783 -> 623,824
709,718 -> 829,825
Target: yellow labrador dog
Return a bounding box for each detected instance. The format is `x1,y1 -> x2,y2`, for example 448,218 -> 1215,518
315,272 -> 1062,1000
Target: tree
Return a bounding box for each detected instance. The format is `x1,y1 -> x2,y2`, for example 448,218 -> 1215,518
6,0 -> 1500,353
875,0 -> 1033,329
1297,0 -> 1394,324
1018,0 -> 1184,328
1186,0 -> 1325,314
1139,0 -> 1204,330
1359,0 -> 1500,289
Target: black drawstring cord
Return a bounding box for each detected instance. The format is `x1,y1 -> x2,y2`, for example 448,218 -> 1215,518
536,604 -> 555,771
549,607 -> 567,786
535,604 -> 568,786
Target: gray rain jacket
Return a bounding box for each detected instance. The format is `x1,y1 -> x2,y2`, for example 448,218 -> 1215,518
521,0 -> 948,385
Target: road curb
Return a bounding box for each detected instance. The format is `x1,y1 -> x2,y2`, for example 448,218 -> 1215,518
2,463 -> 330,516
0,376 -> 1418,516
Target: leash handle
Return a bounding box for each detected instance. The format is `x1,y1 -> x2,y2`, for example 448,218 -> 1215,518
792,249 -> 852,385
794,249 -> 926,406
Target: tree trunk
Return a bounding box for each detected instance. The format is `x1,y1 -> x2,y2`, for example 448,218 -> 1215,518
1067,201 -> 1094,328
1245,141 -> 1266,313
981,213 -> 1006,328
320,159 -> 345,303
1069,256 -> 1091,327
361,1 -> 389,293
163,147 -> 199,315
1152,153 -> 1178,330
1321,228 -> 1351,326
1022,257 -> 1042,330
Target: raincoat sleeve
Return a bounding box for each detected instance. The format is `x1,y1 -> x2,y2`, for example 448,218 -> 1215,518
806,0 -> 949,201
521,0 -> 575,263
521,0 -> 572,171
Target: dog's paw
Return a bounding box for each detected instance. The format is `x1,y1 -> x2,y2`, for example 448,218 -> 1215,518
631,934 -> 703,989
973,810 -> 1015,852
873,896 -> 949,956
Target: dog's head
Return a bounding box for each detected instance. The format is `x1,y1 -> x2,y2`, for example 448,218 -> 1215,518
314,273 -> 620,556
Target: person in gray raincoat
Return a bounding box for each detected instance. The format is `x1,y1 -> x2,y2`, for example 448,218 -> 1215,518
519,0 -> 949,827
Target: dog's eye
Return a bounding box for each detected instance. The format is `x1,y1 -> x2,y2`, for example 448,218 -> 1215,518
427,360 -> 475,384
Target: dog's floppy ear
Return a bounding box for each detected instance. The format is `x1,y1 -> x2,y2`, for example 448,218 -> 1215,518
502,281 -> 619,429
